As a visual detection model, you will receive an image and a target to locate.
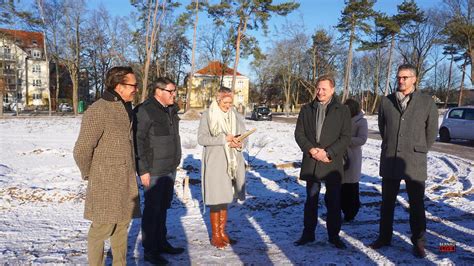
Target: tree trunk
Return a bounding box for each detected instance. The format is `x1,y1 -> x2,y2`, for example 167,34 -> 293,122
470,49 -> 474,85
231,16 -> 248,91
140,0 -> 165,103
342,21 -> 355,102
458,57 -> 467,106
383,34 -> 395,96
370,45 -> 381,114
443,54 -> 454,109
37,0 -> 52,116
186,0 -> 199,112
55,59 -> 60,111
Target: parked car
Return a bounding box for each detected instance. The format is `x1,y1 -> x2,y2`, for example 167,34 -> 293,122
439,106 -> 474,142
3,102 -> 10,111
251,106 -> 272,121
10,102 -> 24,112
59,103 -> 73,112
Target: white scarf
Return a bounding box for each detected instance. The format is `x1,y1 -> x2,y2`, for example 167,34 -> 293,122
208,100 -> 238,180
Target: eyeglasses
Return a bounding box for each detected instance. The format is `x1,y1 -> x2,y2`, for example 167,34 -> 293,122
396,76 -> 415,81
159,88 -> 177,94
121,83 -> 138,89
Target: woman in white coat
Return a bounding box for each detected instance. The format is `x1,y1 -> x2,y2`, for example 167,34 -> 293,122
198,87 -> 246,249
342,99 -> 368,222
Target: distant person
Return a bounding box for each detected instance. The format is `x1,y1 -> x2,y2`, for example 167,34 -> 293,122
73,66 -> 141,266
369,64 -> 438,258
342,99 -> 368,222
294,74 -> 351,249
197,86 -> 246,249
134,77 -> 184,264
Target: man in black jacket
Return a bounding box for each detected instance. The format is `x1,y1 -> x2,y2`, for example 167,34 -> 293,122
134,77 -> 183,264
294,74 -> 351,249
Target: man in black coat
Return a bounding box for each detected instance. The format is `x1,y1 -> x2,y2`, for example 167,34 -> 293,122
294,74 -> 351,249
134,77 -> 183,264
369,64 -> 438,258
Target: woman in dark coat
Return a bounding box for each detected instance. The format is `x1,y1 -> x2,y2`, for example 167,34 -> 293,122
342,99 -> 368,222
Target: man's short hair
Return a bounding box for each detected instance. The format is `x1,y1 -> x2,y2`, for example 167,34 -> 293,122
397,63 -> 417,76
154,77 -> 175,90
316,74 -> 335,88
216,86 -> 233,101
105,66 -> 134,91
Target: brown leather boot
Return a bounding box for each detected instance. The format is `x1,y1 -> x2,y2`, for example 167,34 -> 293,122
220,209 -> 237,245
210,211 -> 226,249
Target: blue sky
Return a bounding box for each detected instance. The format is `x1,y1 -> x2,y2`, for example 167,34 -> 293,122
87,0 -> 443,78
17,0 -> 444,79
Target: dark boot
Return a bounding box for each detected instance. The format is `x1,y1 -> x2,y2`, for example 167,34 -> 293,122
210,211 -> 226,249
294,232 -> 315,246
413,242 -> 426,258
369,238 -> 391,249
220,209 -> 237,245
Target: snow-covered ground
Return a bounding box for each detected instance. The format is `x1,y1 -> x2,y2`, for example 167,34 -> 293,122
0,116 -> 473,264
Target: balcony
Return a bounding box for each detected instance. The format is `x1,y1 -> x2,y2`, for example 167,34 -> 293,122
0,53 -> 15,61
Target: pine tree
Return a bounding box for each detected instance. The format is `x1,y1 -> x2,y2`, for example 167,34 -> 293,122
205,0 -> 299,91
337,0 -> 376,102
442,0 -> 473,85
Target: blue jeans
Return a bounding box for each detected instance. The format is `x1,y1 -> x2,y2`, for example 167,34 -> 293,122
141,171 -> 176,253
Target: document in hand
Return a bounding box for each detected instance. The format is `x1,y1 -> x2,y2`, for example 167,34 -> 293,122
236,128 -> 257,142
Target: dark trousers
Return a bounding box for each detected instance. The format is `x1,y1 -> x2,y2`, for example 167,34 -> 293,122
378,178 -> 426,245
303,180 -> 342,240
341,182 -> 360,221
142,172 -> 176,253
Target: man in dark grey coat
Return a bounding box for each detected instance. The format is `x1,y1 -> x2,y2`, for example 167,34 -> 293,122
134,77 -> 183,264
370,64 -> 438,258
294,74 -> 351,249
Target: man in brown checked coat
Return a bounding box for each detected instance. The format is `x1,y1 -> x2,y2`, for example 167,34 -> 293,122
73,66 -> 141,266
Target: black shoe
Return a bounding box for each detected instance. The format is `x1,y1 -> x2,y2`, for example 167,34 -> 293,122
329,238 -> 347,249
369,238 -> 391,249
413,243 -> 426,258
159,243 -> 185,255
144,252 -> 168,265
294,235 -> 315,246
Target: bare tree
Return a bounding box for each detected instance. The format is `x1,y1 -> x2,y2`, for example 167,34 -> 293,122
36,0 -> 52,116
138,0 -> 168,102
59,0 -> 85,116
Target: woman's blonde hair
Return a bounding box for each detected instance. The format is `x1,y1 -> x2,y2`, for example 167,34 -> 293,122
216,86 -> 233,102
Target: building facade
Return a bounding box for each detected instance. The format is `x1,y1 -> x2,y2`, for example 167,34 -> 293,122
1,28 -> 49,109
185,61 -> 249,110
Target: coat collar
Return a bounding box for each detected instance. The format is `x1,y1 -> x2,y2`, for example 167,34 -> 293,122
389,90 -> 421,114
102,89 -> 123,102
102,89 -> 133,122
310,97 -> 338,111
149,96 -> 178,114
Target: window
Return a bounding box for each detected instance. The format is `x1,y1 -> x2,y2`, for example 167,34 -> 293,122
464,109 -> 474,121
238,80 -> 244,89
32,50 -> 41,58
32,65 -> 41,73
448,109 -> 463,119
17,92 -> 22,99
33,79 -> 42,87
33,93 -> 42,100
32,39 -> 38,45
3,46 -> 11,54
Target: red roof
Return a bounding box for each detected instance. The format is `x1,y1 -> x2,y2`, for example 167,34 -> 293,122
0,28 -> 44,51
195,61 -> 243,76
